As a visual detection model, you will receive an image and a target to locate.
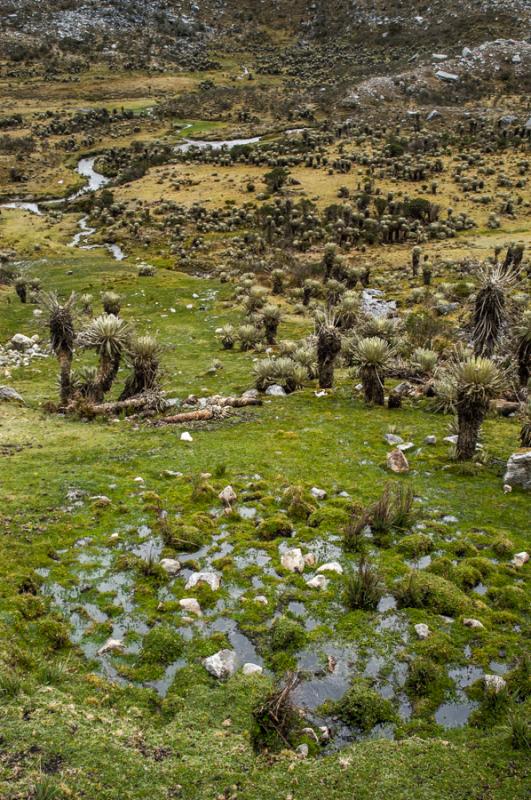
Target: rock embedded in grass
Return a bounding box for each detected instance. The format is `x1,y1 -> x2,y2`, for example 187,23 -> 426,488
204,649 -> 237,679
414,623 -> 430,640
160,558 -> 181,576
281,548 -> 305,573
179,598 -> 202,615
185,571 -> 221,591
387,448 -> 410,473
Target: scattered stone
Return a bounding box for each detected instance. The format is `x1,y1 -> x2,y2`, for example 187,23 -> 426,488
179,598 -> 202,616
204,649 -> 237,679
317,562 -> 343,575
384,433 -> 403,445
424,435 -> 437,445
310,487 -> 327,500
185,572 -> 220,591
254,595 -> 268,605
462,47 -> 473,57
463,618 -> 485,630
503,450 -> 531,491
160,558 -> 181,576
435,70 -> 459,82
0,385 -> 24,403
484,674 -> 507,694
444,435 -> 458,444
387,448 -> 409,473
426,110 -> 441,121
242,662 -> 263,676
219,485 -> 237,507
432,53 -> 448,61
180,431 -> 193,442
281,548 -> 305,573
265,384 -> 286,397
306,574 -> 329,590
511,552 -> 529,568
296,744 -> 309,759
415,623 -> 430,640
10,333 -> 33,351
97,638 -> 124,655
397,442 -> 415,452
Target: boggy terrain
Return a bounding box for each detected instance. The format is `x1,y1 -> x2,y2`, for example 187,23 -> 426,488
0,4 -> 530,800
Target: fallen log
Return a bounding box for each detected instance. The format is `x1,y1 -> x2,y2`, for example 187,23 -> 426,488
153,396 -> 262,426
67,392 -> 166,416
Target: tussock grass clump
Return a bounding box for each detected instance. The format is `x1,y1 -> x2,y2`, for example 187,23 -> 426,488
506,713 -> 530,751
343,557 -> 384,610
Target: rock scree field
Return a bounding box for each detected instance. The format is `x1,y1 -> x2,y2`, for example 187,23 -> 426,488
0,2 -> 530,798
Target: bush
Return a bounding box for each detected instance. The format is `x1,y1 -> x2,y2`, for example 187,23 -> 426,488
343,557 -> 384,610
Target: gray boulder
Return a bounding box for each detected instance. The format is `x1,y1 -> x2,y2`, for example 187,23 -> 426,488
0,385 -> 24,403
504,450 -> 531,491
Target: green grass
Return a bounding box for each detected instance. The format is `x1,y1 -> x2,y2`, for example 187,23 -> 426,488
0,250 -> 529,799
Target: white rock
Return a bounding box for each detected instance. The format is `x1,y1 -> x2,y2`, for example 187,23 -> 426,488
10,333 -> 33,351
432,53 -> 448,61
462,47 -> 473,57
219,485 -> 237,506
185,571 -> 220,591
97,638 -> 124,655
281,548 -> 305,573
511,551 -> 529,568
179,598 -> 202,616
424,435 -> 437,445
160,558 -> 181,576
484,674 -> 507,694
265,384 -> 286,397
463,618 -> 484,630
414,623 -> 430,640
254,595 -> 268,605
444,435 -> 458,444
435,70 -> 459,82
180,431 -> 193,442
310,487 -> 327,500
133,476 -> 144,483
397,442 -> 415,452
306,574 -> 329,590
242,662 -> 263,675
204,649 -> 237,679
317,562 -> 343,575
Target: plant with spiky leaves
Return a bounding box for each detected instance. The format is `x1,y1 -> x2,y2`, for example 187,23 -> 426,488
238,324 -> 262,351
119,335 -> 161,400
261,304 -> 282,345
352,336 -> 393,405
411,347 -> 438,378
71,366 -> 99,401
514,310 -> 531,389
41,292 -> 76,406
80,293 -> 93,315
452,357 -> 503,460
102,291 -> 121,316
336,291 -> 360,331
218,324 -> 235,350
15,278 -> 27,304
316,312 -> 341,389
473,266 -> 514,358
78,314 -> 130,401
271,269 -> 285,295
519,403 -> 531,448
